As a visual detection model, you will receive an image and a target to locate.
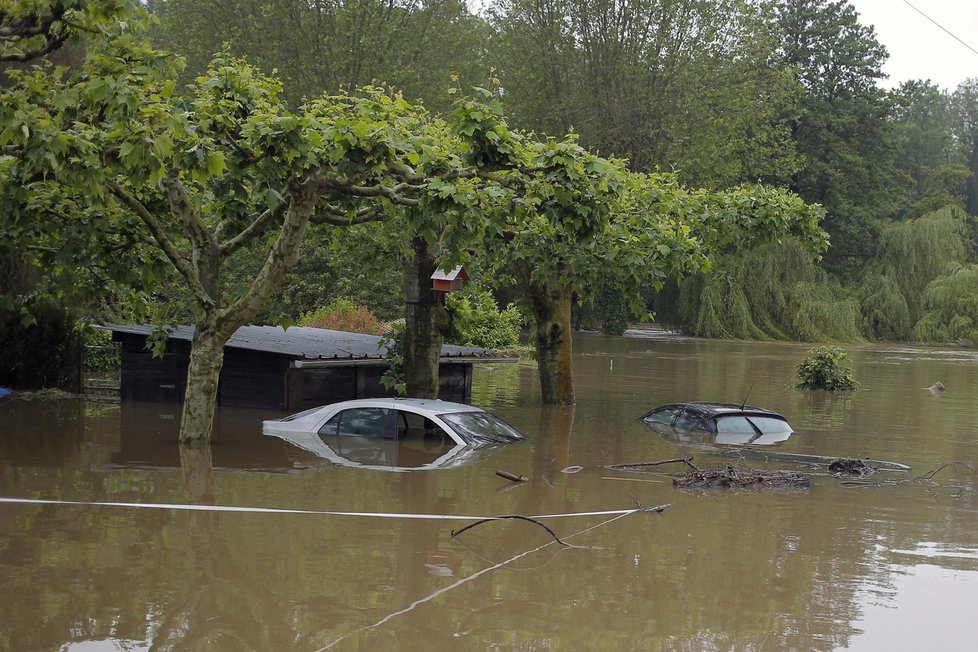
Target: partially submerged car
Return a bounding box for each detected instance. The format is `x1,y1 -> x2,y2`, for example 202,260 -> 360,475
640,402 -> 794,446
262,398 -> 525,471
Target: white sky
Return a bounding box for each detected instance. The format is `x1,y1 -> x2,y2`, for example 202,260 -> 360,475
848,0 -> 978,91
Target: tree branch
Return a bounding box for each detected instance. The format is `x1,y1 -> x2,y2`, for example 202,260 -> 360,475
309,203 -> 388,226
107,179 -> 208,302
220,200 -> 289,259
158,175 -> 214,252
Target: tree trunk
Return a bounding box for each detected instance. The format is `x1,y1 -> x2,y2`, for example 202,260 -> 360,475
178,319 -> 227,442
401,238 -> 450,399
175,186 -> 315,442
527,279 -> 575,404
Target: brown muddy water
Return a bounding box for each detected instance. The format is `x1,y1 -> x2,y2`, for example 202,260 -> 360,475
2,333 -> 977,651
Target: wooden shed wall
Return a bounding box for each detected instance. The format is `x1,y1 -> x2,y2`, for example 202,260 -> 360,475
220,349 -> 292,410
117,334 -> 189,404
115,332 -> 476,412
285,362 -> 472,413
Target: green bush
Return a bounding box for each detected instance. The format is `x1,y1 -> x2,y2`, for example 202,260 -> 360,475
796,346 -> 859,391
594,278 -> 630,336
81,325 -> 120,372
0,299 -> 81,390
298,298 -> 388,335
446,286 -> 524,349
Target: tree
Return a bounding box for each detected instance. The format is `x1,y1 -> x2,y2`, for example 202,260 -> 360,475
914,262 -> 978,345
489,0 -> 801,186
775,0 -> 896,279
952,78 -> 978,216
0,20 -> 505,441
485,162 -> 828,403
875,206 -> 969,324
152,0 -> 490,112
889,80 -> 968,218
1,0 -> 132,62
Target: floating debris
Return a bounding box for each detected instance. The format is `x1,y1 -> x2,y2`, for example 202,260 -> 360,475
828,458 -> 878,477
495,470 -> 527,483
606,457 -> 699,472
673,465 -> 811,490
716,449 -> 911,472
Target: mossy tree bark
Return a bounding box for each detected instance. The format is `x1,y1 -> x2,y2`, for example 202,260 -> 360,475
526,278 -> 575,405
400,237 -> 451,399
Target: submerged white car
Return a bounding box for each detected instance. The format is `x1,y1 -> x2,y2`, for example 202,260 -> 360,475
262,398 -> 525,471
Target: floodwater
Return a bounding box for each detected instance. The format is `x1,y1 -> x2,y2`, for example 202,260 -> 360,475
2,333 -> 977,651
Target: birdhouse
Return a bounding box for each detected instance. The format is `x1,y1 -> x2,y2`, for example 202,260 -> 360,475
431,265 -> 469,303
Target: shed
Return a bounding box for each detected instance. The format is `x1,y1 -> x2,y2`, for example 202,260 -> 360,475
108,324 -> 511,412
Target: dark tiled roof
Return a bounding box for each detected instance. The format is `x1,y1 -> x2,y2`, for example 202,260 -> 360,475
106,324 -> 498,361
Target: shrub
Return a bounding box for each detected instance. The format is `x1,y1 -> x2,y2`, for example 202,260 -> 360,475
298,298 -> 388,335
378,321 -> 406,395
446,286 -> 524,349
0,299 -> 81,390
81,325 -> 121,372
796,346 -> 859,391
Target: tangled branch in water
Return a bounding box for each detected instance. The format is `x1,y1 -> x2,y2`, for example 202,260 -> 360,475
840,462 -> 975,488
606,457 -> 700,472
451,515 -> 582,547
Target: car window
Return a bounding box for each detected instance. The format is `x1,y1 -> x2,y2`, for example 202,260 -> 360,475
441,411 -> 524,444
715,416 -> 758,435
319,407 -> 391,438
396,410 -> 451,447
644,407 -> 682,425
745,416 -> 792,434
673,410 -> 705,431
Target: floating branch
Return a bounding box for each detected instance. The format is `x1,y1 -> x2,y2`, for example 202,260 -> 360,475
915,462 -> 975,481
452,514 -> 583,547
607,457 -> 699,472
495,470 -> 528,483
630,496 -> 671,513
842,461 -> 976,488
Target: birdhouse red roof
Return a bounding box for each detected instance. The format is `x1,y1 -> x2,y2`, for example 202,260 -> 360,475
431,265 -> 469,293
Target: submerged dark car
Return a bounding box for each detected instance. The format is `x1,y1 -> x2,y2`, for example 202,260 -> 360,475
641,402 -> 794,446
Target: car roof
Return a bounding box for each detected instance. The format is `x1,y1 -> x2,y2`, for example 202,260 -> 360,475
310,397 -> 483,416
649,402 -> 787,419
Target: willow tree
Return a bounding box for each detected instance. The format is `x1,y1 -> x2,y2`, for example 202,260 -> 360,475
877,206 -> 969,324
914,262 -> 978,345
0,18 -> 508,441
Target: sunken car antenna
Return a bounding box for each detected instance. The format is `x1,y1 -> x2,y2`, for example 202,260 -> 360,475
740,381 -> 755,410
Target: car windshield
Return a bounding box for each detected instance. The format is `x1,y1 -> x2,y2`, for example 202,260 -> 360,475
440,411 -> 524,444
745,416 -> 793,434
715,416 -> 757,435
716,414 -> 792,435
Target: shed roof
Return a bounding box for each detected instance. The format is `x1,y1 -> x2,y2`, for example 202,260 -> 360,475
107,324 -> 507,363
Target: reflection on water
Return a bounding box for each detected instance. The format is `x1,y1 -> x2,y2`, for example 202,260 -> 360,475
2,335 -> 978,650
